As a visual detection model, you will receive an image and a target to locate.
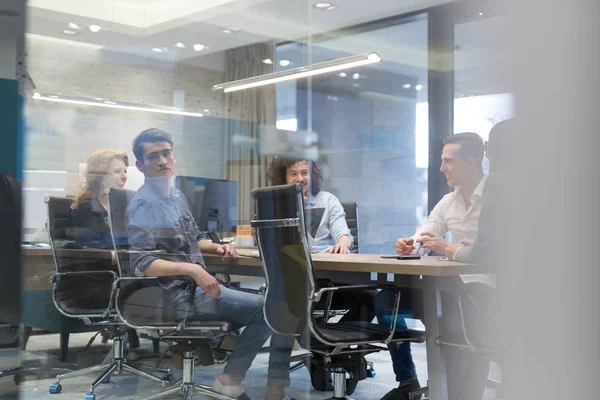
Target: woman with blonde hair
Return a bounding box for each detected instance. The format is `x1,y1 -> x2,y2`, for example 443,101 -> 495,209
71,150 -> 143,358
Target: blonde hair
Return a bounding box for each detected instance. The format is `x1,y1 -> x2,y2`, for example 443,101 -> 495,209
72,150 -> 129,209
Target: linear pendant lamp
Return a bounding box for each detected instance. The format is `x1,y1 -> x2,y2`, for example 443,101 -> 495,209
212,52 -> 382,93
31,92 -> 205,118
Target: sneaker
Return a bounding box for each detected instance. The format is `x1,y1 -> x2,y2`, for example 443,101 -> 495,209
381,379 -> 421,400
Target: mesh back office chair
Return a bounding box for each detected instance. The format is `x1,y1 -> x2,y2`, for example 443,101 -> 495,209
340,201 -> 358,253
45,196 -> 170,399
106,187 -> 240,400
251,184 -> 426,399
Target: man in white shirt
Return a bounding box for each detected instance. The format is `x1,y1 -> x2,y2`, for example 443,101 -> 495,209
376,132 -> 485,400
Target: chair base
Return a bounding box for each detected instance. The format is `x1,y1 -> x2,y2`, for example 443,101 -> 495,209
51,336 -> 170,396
134,351 -> 235,400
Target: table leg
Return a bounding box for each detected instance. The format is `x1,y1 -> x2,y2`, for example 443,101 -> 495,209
59,332 -> 69,362
422,276 -> 448,400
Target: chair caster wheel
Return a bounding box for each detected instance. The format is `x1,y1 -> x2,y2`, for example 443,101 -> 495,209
49,383 -> 62,394
366,368 -> 376,378
84,393 -> 96,400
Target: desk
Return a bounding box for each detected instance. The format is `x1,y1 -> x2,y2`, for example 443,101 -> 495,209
23,247 -> 478,400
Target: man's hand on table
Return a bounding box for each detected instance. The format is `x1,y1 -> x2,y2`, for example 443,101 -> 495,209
396,238 -> 416,255
216,243 -> 237,262
444,240 -> 472,261
420,232 -> 449,255
329,236 -> 352,254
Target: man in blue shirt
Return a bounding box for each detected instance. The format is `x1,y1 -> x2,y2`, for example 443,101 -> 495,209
127,128 -> 295,400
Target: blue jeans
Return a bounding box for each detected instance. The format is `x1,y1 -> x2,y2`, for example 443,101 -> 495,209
374,288 -> 418,384
166,284 -> 295,388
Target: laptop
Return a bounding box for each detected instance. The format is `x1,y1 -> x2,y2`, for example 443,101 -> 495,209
304,207 -> 325,250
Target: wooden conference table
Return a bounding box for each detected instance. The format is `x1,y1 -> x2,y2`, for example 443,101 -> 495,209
24,247 -> 480,400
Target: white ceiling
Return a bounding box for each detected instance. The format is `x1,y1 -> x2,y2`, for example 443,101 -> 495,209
20,0 -> 505,97
25,0 -> 453,70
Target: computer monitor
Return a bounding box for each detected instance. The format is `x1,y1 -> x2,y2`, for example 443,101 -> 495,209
22,170 -> 67,243
175,176 -> 238,233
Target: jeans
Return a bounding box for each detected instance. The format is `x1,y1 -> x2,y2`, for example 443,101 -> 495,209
166,284 -> 295,388
374,288 -> 418,384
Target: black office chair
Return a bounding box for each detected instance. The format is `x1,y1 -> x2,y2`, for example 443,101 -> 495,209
251,184 -> 426,399
45,196 -> 170,399
432,279 -> 502,400
340,201 -> 359,253
0,173 -> 72,389
106,187 -> 240,400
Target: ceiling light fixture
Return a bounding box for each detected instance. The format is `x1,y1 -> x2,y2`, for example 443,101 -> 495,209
352,73 -> 360,80
88,24 -> 102,33
262,59 -> 273,64
228,27 -> 240,32
328,6 -> 336,10
62,30 -> 77,35
315,2 -> 332,8
479,12 -> 484,16
213,52 -> 381,93
279,60 -> 291,67
68,23 -> 81,30
222,29 -> 232,34
193,44 -> 205,51
32,92 -> 204,118
339,72 -> 347,77
403,83 -> 411,89
415,84 -> 424,91
175,42 -> 186,48
152,47 -> 168,53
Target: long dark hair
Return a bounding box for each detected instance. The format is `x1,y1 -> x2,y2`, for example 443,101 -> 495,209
267,157 -> 323,196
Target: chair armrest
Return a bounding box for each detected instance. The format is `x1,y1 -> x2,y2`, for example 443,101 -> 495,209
311,282 -> 399,303
310,283 -> 404,345
113,275 -> 194,289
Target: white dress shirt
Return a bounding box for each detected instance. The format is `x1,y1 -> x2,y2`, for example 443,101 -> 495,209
413,175 -> 487,254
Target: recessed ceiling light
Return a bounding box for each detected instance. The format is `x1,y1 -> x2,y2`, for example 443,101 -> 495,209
204,109 -> 210,113
94,97 -> 103,101
68,23 -> 81,30
403,84 -> 411,89
352,83 -> 360,88
152,47 -> 168,53
62,30 -> 77,35
262,58 -> 273,64
175,42 -> 186,48
193,44 -> 205,52
228,28 -> 240,32
415,84 -> 424,91
315,2 -> 332,8
222,29 -> 232,34
88,24 -> 102,33
352,73 -> 360,80
339,72 -> 346,77
104,100 -> 116,104
279,60 -> 291,67
49,95 -> 59,99
479,12 -> 484,16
